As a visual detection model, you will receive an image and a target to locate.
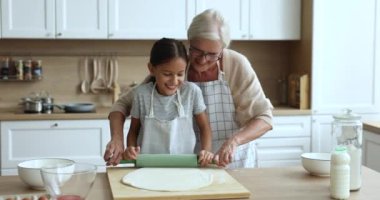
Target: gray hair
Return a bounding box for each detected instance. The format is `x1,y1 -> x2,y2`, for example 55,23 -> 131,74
187,9 -> 231,48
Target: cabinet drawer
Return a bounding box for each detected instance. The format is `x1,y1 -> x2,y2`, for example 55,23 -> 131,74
263,116 -> 311,138
1,120 -> 109,171
256,137 -> 310,167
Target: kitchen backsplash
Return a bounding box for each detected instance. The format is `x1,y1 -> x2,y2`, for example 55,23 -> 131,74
0,40 -> 294,109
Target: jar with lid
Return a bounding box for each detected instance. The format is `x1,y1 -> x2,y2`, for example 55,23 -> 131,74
332,109 -> 362,191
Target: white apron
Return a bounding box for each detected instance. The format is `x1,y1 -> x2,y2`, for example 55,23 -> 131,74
140,84 -> 196,154
191,63 -> 256,168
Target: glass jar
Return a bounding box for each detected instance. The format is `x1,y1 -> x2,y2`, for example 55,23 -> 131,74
331,109 -> 362,191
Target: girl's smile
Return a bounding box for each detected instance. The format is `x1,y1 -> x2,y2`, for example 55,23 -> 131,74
149,57 -> 187,96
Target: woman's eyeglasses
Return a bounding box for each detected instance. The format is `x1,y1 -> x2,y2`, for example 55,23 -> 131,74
189,46 -> 222,62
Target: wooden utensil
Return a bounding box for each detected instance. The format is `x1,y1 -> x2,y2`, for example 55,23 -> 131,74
106,58 -> 114,90
80,57 -> 90,94
90,58 -> 106,93
112,58 -> 121,103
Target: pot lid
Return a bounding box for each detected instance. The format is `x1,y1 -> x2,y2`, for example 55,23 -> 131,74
333,109 -> 361,120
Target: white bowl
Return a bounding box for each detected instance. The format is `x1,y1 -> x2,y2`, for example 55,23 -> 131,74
301,153 -> 331,176
18,158 -> 75,190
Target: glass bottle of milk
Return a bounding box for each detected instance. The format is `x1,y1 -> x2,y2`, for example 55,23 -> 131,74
332,109 -> 362,191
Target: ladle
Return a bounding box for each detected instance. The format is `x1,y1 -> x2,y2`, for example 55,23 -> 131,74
81,57 -> 90,94
90,58 -> 106,93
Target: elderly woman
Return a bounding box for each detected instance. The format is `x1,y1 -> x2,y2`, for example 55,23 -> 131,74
104,9 -> 273,168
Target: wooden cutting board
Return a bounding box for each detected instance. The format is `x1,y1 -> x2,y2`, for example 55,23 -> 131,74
106,168 -> 250,200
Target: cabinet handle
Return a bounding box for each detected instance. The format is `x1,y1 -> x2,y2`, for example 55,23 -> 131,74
241,34 -> 247,38
57,33 -> 62,36
109,33 -> 114,37
51,123 -> 58,127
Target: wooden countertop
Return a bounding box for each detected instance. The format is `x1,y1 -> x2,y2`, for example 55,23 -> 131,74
0,107 -> 111,121
0,106 -> 311,121
0,166 -> 379,200
363,121 -> 380,135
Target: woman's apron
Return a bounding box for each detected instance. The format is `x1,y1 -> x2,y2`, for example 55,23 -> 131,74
191,64 -> 256,168
140,84 -> 196,154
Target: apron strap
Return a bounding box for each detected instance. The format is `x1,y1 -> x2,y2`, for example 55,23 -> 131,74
149,83 -> 184,118
174,89 -> 185,117
149,83 -> 156,117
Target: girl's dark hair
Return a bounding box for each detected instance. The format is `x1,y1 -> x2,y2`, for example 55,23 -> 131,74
149,38 -> 188,67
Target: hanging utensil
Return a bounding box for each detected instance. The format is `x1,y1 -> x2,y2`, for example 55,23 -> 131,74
81,57 -> 90,94
112,58 -> 121,103
90,58 -> 107,93
106,57 -> 114,90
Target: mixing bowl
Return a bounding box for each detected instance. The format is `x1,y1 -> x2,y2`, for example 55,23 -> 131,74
18,158 -> 75,190
301,152 -> 331,176
41,162 -> 97,200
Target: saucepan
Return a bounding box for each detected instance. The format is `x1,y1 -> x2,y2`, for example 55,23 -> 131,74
53,103 -> 96,113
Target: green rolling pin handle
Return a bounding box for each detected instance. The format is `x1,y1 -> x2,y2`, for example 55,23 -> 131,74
120,159 -> 136,164
119,154 -> 216,167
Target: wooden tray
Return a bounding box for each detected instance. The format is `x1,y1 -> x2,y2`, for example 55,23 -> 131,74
107,168 -> 250,200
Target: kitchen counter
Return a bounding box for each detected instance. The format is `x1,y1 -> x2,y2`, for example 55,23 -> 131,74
363,121 -> 380,135
0,106 -> 311,121
0,166 -> 379,200
0,107 -> 111,121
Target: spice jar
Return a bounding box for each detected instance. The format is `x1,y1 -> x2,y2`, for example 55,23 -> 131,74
332,109 -> 362,191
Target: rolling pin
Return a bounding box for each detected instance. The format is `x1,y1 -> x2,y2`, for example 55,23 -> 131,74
120,154 -> 201,168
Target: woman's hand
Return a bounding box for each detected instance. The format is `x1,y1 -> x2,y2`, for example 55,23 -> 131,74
213,137 -> 239,167
198,150 -> 214,167
103,139 -> 124,166
124,146 -> 141,160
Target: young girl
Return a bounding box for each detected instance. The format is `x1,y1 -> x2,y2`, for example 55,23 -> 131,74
124,38 -> 213,166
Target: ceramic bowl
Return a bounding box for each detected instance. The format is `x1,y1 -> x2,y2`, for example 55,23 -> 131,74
18,158 -> 75,190
301,152 -> 331,176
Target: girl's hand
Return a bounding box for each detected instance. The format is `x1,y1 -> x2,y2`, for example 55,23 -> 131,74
198,150 -> 214,167
124,146 -> 141,160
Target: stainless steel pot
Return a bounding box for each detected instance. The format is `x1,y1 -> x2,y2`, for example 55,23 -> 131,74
21,98 -> 43,113
41,97 -> 54,114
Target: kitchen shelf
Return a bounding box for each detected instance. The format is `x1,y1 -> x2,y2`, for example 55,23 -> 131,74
0,75 -> 42,82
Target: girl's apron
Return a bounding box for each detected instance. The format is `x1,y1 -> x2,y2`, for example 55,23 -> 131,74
140,84 -> 196,154
191,64 -> 256,168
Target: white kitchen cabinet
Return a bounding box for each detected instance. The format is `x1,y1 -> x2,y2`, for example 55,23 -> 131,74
256,116 -> 311,168
311,115 -> 334,153
250,0 -> 300,40
194,0 -> 249,40
108,0 -> 194,39
56,0 -> 108,39
195,0 -> 300,40
310,0 -> 380,156
1,0 -> 55,38
1,0 -> 107,39
363,130 -> 380,172
311,0 -> 380,114
0,120 -> 110,175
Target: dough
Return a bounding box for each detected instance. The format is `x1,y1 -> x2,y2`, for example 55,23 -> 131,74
122,168 -> 213,191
